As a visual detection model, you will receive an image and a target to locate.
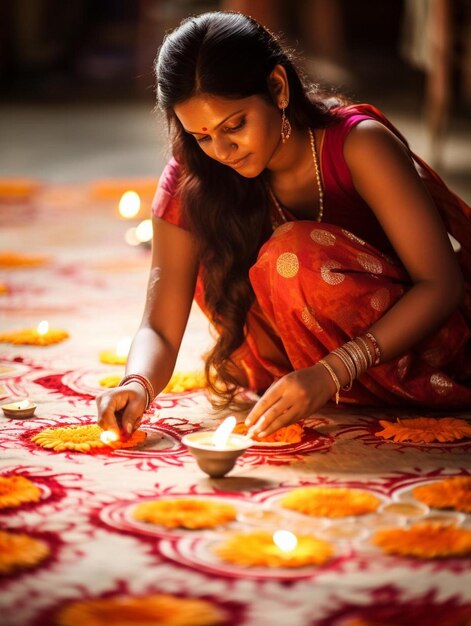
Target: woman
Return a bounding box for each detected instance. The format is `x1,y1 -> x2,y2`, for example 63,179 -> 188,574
97,11 -> 471,441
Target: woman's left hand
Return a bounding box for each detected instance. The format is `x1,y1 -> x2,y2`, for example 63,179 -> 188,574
244,364 -> 337,438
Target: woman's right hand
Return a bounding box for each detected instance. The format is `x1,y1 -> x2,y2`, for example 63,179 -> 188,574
96,382 -> 147,437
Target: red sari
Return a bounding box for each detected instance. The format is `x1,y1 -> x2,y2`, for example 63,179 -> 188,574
152,104 -> 471,408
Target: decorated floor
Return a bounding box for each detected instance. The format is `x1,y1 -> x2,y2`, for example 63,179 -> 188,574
1,183 -> 470,626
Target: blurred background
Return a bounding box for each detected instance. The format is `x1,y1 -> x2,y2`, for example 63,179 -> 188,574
0,0 -> 470,202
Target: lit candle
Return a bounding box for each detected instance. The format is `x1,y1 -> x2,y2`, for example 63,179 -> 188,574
99,336 -> 132,365
182,416 -> 253,478
0,320 -> 69,346
273,530 -> 298,553
119,190 -> 141,219
212,415 -> 237,448
100,430 -> 119,445
2,399 -> 37,419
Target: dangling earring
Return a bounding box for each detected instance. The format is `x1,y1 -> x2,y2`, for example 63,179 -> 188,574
280,99 -> 291,143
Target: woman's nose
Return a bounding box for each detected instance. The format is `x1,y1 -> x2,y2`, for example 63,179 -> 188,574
213,136 -> 236,162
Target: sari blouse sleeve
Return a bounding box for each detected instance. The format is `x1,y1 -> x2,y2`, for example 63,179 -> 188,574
151,157 -> 188,230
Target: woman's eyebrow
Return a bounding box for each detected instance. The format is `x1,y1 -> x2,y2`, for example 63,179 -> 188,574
185,110 -> 244,135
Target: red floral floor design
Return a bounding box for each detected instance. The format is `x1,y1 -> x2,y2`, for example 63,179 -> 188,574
0,186 -> 470,626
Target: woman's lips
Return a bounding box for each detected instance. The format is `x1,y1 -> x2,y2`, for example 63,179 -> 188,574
226,154 -> 250,169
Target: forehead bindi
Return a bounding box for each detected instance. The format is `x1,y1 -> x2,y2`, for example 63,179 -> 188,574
174,96 -> 246,135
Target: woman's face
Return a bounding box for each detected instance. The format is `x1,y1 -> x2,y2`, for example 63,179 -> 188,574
173,94 -> 282,178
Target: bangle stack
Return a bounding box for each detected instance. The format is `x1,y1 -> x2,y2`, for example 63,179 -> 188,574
119,374 -> 155,411
329,331 -> 382,393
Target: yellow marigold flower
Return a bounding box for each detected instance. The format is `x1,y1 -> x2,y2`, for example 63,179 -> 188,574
31,424 -> 146,453
133,499 -> 236,529
280,487 -> 381,518
98,371 -> 206,393
56,593 -> 225,626
0,529 -> 50,574
413,476 -> 471,513
214,530 -> 333,568
99,351 -> 127,365
161,371 -> 206,393
373,523 -> 471,559
0,251 -> 48,267
0,327 -> 69,346
0,475 -> 41,509
98,375 -> 121,388
375,417 -> 471,443
233,422 -> 304,444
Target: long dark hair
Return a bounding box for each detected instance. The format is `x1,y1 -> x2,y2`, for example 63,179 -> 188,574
155,11 -> 340,407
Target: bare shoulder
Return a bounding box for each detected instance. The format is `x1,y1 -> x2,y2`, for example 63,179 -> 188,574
343,119 -> 411,168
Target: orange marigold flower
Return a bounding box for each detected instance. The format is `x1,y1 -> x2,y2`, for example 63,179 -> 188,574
0,475 -> 41,509
133,499 -> 236,529
0,283 -> 8,294
375,417 -> 471,443
0,251 -> 48,268
56,593 -> 225,626
31,424 -> 146,453
0,529 -> 50,574
233,422 -> 304,444
214,530 -> 333,568
373,523 -> 471,559
413,476 -> 471,513
280,487 -> 381,518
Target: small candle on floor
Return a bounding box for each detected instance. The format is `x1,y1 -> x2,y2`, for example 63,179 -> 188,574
2,399 -> 37,419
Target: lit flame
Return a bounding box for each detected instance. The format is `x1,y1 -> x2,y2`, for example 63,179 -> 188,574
212,415 -> 237,448
273,530 -> 298,553
37,320 -> 49,336
16,400 -> 30,410
118,190 -> 141,219
115,337 -> 132,358
100,430 -> 119,445
135,219 -> 153,243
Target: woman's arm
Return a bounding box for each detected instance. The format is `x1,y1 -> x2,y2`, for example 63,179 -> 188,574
245,120 -> 465,438
97,216 -> 199,435
342,120 -> 464,363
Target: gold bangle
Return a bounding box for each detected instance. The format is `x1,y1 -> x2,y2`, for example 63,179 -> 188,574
318,359 -> 340,405
331,347 -> 355,390
346,340 -> 369,376
356,335 -> 373,368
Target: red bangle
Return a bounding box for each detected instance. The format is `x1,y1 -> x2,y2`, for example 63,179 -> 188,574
119,374 -> 155,410
364,332 -> 381,365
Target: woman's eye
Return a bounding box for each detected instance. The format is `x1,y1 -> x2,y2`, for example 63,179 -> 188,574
196,135 -> 210,144
226,118 -> 246,133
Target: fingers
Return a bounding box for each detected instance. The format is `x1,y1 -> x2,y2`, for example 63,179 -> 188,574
245,382 -> 293,438
96,389 -> 145,437
256,407 -> 298,438
245,382 -> 280,429
120,400 -> 144,436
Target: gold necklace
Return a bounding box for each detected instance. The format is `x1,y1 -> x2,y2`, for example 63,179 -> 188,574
267,128 -> 324,227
